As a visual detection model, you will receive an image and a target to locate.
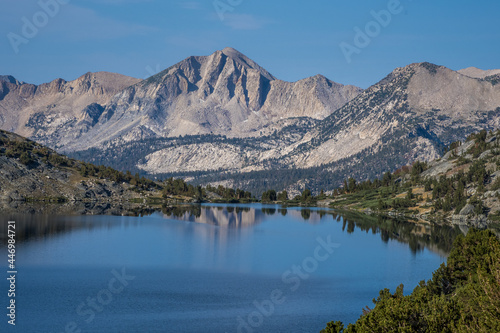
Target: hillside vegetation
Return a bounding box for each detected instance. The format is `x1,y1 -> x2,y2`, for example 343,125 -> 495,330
325,129 -> 500,228
322,229 -> 500,332
0,130 -> 253,204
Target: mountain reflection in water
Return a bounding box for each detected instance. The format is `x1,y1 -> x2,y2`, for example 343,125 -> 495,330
0,203 -> 464,256
160,205 -> 462,256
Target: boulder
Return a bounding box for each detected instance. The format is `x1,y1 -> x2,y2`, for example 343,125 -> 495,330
479,150 -> 492,160
459,204 -> 475,216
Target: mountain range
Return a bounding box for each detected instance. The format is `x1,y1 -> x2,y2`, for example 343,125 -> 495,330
1,48 -> 499,194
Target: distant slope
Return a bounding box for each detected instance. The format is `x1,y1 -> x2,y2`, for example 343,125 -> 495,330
70,62 -> 500,195
59,47 -> 361,151
2,50 -> 500,196
458,66 -> 500,79
279,62 -> 500,169
184,63 -> 500,194
327,128 -> 500,229
0,129 -> 254,204
0,72 -> 141,150
0,129 -> 150,202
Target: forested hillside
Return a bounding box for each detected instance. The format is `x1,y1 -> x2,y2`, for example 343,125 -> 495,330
321,229 -> 500,332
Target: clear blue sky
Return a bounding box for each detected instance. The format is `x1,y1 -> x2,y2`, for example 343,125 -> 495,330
1,0 -> 499,88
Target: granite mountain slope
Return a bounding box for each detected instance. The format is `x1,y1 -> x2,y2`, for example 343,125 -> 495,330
0,48 -> 361,153
1,50 -> 500,194
273,62 -> 500,170
458,66 -> 500,79
132,63 -> 500,175
0,72 -> 141,150
58,47 -> 362,152
142,62 -> 500,194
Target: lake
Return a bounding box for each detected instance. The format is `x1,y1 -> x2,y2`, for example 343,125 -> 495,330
0,204 -> 462,332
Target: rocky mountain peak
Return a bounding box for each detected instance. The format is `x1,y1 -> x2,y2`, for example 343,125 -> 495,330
49,48 -> 362,151
220,47 -> 276,81
69,71 -> 140,96
0,75 -> 24,85
379,62 -> 444,84
143,48 -> 276,88
2,51 -> 500,196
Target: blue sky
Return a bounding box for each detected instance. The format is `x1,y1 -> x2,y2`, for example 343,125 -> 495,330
1,0 -> 499,88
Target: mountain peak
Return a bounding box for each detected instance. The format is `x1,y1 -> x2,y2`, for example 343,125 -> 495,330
221,47 -> 243,58
66,72 -> 141,95
0,75 -> 24,85
218,47 -> 276,81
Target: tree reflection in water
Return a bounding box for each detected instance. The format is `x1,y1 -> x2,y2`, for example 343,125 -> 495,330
158,205 -> 463,255
0,203 -> 464,255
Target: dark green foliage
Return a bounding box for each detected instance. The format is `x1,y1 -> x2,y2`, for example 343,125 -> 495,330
406,188 -> 413,200
163,178 -> 253,202
261,189 -> 277,202
446,140 -> 461,152
322,229 -> 500,332
19,151 -> 34,165
301,189 -> 312,201
329,129 -> 500,217
0,131 -> 75,168
467,159 -> 489,185
377,199 -> 388,210
470,196 -> 486,215
347,177 -> 357,192
491,176 -> 500,191
277,190 -> 288,201
424,178 -> 433,192
0,130 -> 255,202
391,197 -> 413,209
320,321 -> 344,333
466,130 -> 488,158
162,177 -> 195,197
411,160 -> 428,179
484,74 -> 500,86
205,184 -> 253,202
430,171 -> 474,213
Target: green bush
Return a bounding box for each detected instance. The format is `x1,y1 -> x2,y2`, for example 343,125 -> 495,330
321,229 -> 500,332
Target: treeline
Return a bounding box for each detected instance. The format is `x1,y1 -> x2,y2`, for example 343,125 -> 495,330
79,163 -> 157,189
0,130 -> 255,202
321,229 -> 500,332
0,133 -> 70,167
256,161 -> 427,205
0,131 -> 160,190
162,177 -> 203,199
339,160 -> 428,194
428,162 -> 486,214
205,184 -> 253,201
69,131 -> 438,196
161,179 -> 255,202
261,188 -> 328,205
195,136 -> 431,196
331,127 -> 500,215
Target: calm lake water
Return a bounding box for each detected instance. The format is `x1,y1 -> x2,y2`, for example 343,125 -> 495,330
0,204 -> 462,333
